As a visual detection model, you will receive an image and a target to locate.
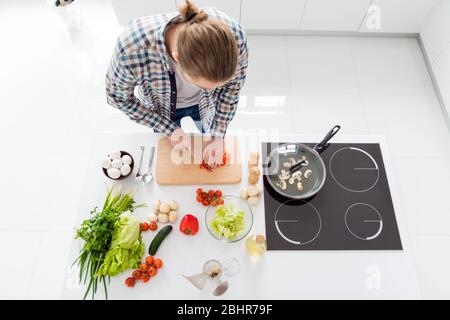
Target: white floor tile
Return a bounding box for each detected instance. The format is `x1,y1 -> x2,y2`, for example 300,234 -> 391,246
286,36 -> 358,94
1,1 -> 450,300
362,95 -> 450,158
393,157 -> 450,236
0,231 -> 43,299
28,231 -> 73,299
0,153 -> 88,231
410,235 -> 450,299
289,94 -> 369,135
243,35 -> 290,95
350,37 -> 434,95
228,95 -> 294,133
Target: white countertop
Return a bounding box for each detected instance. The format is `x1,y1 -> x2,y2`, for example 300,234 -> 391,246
61,131 -> 421,299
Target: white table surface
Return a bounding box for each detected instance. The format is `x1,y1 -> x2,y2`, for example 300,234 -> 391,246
61,131 -> 421,299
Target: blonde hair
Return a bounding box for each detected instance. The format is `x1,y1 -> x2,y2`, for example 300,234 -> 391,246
176,0 -> 238,82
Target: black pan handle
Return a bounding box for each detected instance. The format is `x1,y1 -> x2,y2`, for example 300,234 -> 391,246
314,125 -> 341,153
288,159 -> 307,173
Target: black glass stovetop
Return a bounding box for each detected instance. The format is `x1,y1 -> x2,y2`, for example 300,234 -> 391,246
262,142 -> 402,250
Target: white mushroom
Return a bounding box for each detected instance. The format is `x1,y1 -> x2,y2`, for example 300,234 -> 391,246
288,177 -> 295,185
256,183 -> 263,195
247,184 -> 259,197
168,200 -> 178,211
279,170 -> 290,180
288,157 -> 296,165
109,150 -> 121,160
153,199 -> 161,211
158,213 -> 169,223
168,211 -> 178,223
247,196 -> 259,206
107,167 -> 121,179
304,169 -> 313,179
159,203 -> 171,214
292,171 -> 302,180
148,212 -> 158,222
111,159 -> 122,169
283,162 -> 292,168
121,154 -> 132,165
120,164 -> 131,176
101,156 -> 112,169
240,187 -> 249,200
297,182 -> 304,191
278,180 -> 287,190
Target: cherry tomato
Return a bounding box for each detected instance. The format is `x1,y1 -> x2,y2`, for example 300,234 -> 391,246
196,195 -> 203,202
149,222 -> 157,231
140,273 -> 150,283
208,190 -> 215,197
196,188 -> 203,195
201,192 -> 207,199
145,256 -> 154,265
202,199 -> 210,206
218,197 -> 224,205
148,266 -> 157,277
139,263 -> 149,272
125,277 -> 136,287
154,258 -> 163,269
215,190 -> 222,197
131,270 -> 141,279
140,222 -> 149,231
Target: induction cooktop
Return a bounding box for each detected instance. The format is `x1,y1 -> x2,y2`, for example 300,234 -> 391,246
262,142 -> 402,250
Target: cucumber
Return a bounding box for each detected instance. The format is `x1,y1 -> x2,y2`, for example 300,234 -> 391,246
148,225 -> 173,255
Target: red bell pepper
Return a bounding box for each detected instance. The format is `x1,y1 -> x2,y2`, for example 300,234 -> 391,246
180,214 -> 199,236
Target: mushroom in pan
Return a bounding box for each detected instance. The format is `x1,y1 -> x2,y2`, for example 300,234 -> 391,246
277,179 -> 287,190
291,171 -> 302,180
304,169 -> 313,179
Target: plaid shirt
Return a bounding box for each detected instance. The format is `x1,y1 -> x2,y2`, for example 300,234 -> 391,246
106,7 -> 248,138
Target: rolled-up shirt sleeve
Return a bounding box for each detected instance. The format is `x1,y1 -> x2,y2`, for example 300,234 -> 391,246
105,50 -> 178,135
209,39 -> 249,139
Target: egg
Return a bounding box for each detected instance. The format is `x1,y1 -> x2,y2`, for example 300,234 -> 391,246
107,167 -> 121,179
101,156 -> 111,169
120,164 -> 131,176
121,154 -> 132,165
109,150 -> 121,160
111,159 -> 122,169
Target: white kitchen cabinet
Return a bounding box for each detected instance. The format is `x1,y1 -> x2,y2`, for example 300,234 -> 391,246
301,0 -> 371,31
111,0 -> 176,26
420,0 -> 450,63
241,0 -> 307,30
175,0 -> 241,22
432,44 -> 450,117
359,0 -> 441,33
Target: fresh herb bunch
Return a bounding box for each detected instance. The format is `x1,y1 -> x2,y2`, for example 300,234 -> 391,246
73,185 -> 145,300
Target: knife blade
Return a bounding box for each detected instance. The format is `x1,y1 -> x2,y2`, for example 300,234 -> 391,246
181,145 -> 213,172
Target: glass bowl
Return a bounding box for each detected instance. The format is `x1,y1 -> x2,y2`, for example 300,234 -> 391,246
205,195 -> 253,243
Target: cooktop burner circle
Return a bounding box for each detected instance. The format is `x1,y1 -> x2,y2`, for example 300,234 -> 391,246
274,200 -> 322,245
329,147 -> 380,193
345,203 -> 383,241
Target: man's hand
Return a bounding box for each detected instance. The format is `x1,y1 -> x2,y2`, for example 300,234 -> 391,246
202,136 -> 225,169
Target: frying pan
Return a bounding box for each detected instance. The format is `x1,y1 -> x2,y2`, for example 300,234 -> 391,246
263,125 -> 341,200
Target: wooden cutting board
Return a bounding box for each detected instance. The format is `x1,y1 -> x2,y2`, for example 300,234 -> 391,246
156,135 -> 242,185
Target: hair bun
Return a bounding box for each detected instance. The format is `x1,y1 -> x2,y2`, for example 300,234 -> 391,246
178,0 -> 208,23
